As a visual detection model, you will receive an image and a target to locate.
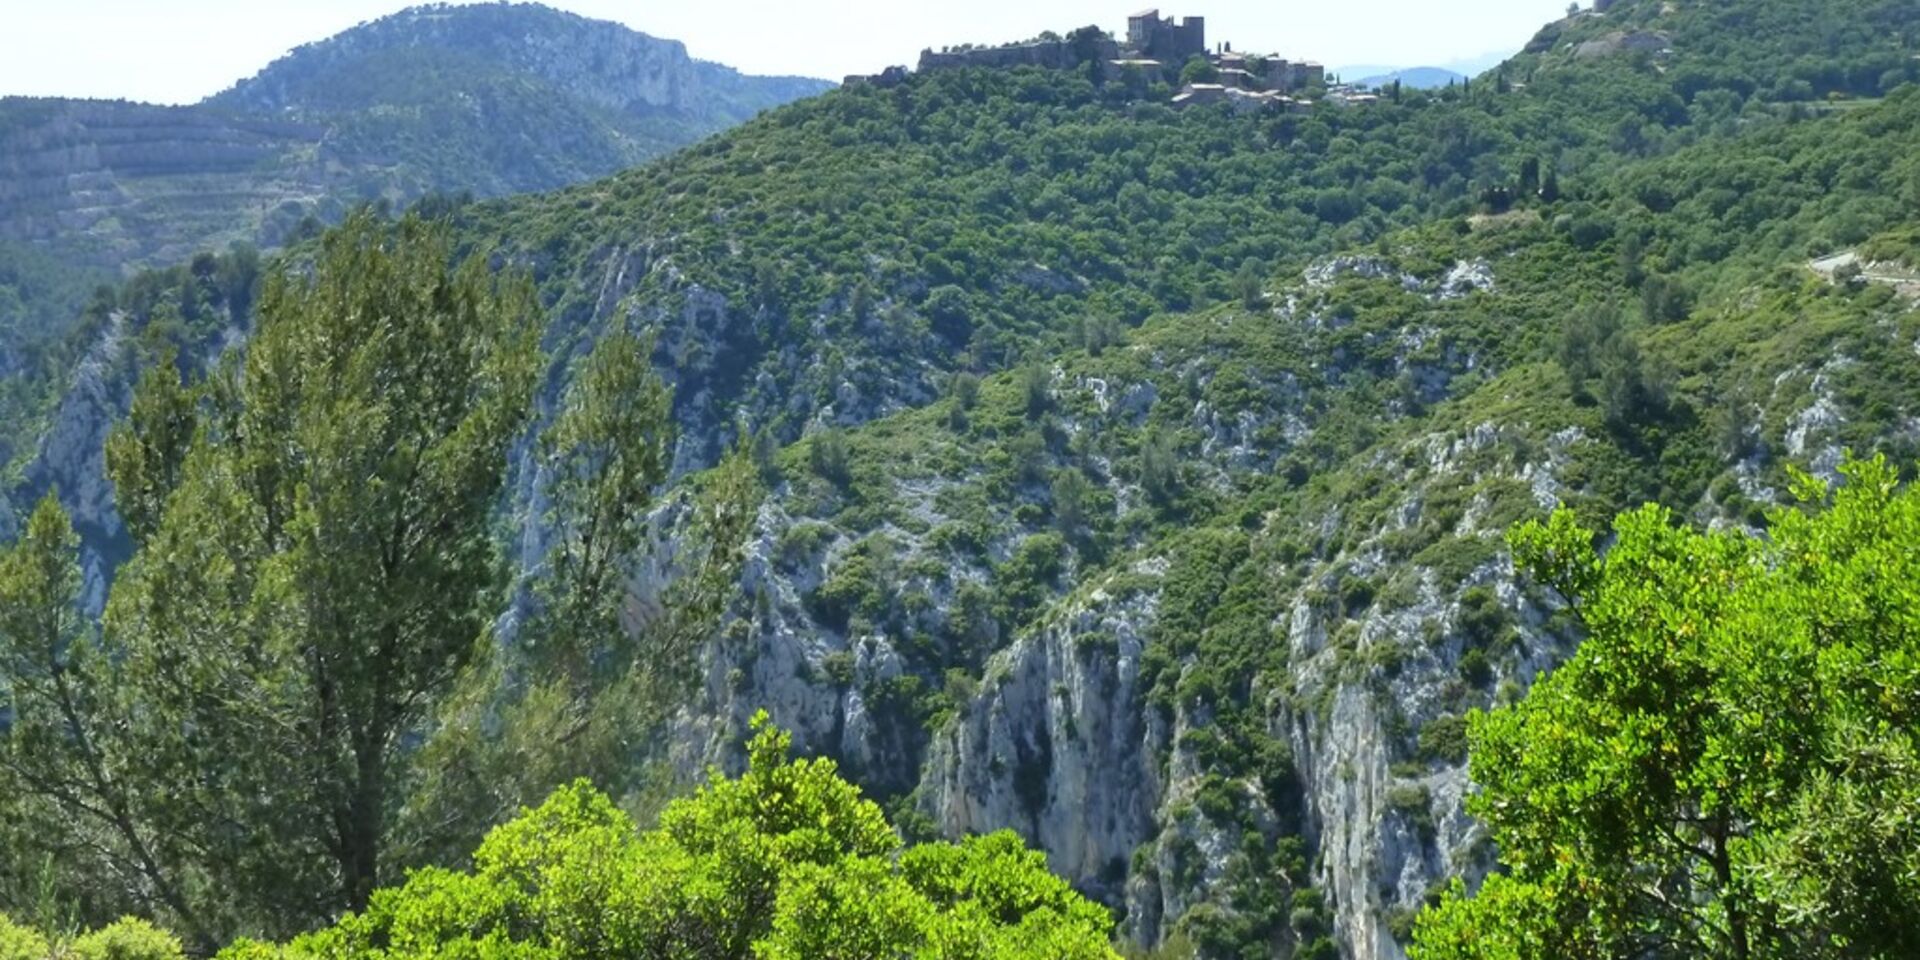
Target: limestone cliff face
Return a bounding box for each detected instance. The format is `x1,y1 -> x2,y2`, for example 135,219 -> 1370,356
656,435 -> 1572,959
18,236 -> 1868,960
9,156 -> 1886,958
21,311 -> 133,611
616,251 -> 1871,959
921,583 -> 1165,904
9,310 -> 248,614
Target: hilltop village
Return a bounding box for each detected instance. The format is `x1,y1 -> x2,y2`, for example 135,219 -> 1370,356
850,9 -> 1352,113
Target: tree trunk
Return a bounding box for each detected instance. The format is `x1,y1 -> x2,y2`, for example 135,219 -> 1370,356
1710,817 -> 1749,960
341,735 -> 387,911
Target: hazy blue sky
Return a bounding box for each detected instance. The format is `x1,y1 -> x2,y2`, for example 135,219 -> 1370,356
2,0 -> 1573,104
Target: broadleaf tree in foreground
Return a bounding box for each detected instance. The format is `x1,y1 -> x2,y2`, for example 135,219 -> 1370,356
1413,456 -> 1920,959
220,715 -> 1120,960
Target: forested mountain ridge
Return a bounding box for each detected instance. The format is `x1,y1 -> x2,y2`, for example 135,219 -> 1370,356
0,2 -> 830,570
0,3 -> 829,494
205,2 -> 830,195
1520,0 -> 1917,101
0,3 -> 829,266
425,0 -> 1918,469
211,2 -> 825,118
2,0 -> 1919,957
643,86 -> 1920,954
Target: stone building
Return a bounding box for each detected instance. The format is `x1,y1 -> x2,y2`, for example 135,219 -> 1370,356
1127,9 -> 1207,63
1216,68 -> 1259,90
862,9 -> 1330,103
1262,58 -> 1325,91
916,26 -> 1119,74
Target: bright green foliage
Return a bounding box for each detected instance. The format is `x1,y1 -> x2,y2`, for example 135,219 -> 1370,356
0,914 -> 184,960
1412,874 -> 1593,960
227,716 -> 1117,960
67,917 -> 187,960
1413,456 -> 1920,958
0,915 -> 48,960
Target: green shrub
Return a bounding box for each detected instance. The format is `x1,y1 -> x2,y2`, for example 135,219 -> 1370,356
1020,365 -> 1052,420
1386,784 -> 1436,842
776,521 -> 835,567
0,916 -> 48,960
929,521 -> 987,558
995,533 -> 1066,627
68,918 -> 185,960
1339,575 -> 1377,617
231,717 -> 1116,959
808,429 -> 853,486
1417,714 -> 1470,764
809,540 -> 894,632
821,651 -> 856,686
1194,775 -> 1241,825
1457,586 -> 1512,652
1459,648 -> 1494,688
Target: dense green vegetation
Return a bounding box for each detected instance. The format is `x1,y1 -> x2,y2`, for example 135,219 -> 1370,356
0,242 -> 263,555
207,2 -> 827,196
0,242 -> 114,481
222,716 -> 1117,960
1524,0 -> 1918,103
0,217 -> 764,946
0,2 -> 827,470
1413,457 -> 1920,958
411,0 -> 1916,479
0,719 -> 1112,959
0,914 -> 186,960
2,216 -> 550,943
0,242 -> 110,367
2,0 -> 1919,957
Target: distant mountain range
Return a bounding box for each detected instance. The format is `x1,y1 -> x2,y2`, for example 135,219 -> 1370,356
0,2 -> 831,366
1349,66 -> 1469,89
1335,49 -> 1514,88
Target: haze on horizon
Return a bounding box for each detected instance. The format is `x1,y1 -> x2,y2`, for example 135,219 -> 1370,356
3,0 -> 1571,106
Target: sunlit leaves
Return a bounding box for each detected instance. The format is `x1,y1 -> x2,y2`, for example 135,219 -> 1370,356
1415,456 -> 1920,959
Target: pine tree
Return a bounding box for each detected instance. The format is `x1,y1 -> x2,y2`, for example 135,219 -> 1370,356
25,212 -> 546,937
0,496 -> 206,946
391,338 -> 760,870
1234,257 -> 1268,308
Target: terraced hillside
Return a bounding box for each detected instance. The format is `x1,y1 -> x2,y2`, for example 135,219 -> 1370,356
0,2 -> 830,440
0,4 -> 827,273
0,99 -> 330,262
